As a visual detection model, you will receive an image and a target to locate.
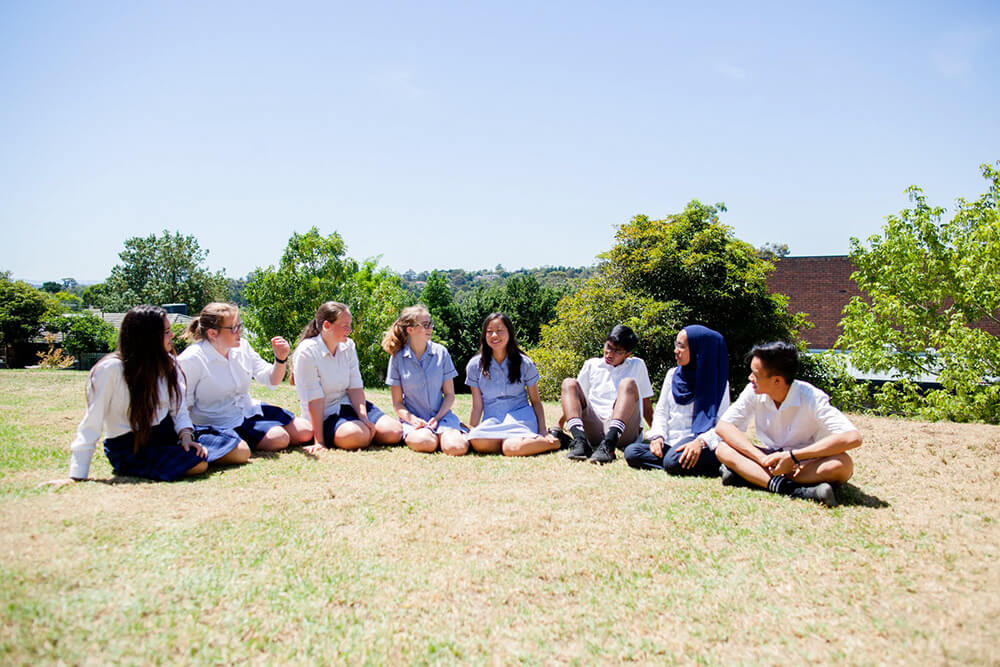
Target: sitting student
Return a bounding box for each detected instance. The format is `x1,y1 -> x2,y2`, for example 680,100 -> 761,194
382,305 -> 469,456
178,302 -> 312,453
292,301 -> 403,453
624,325 -> 730,476
63,305 -> 248,483
559,324 -> 654,464
714,341 -> 862,507
465,312 -> 560,457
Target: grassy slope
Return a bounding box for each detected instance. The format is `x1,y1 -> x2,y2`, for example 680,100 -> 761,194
1,370 -> 998,664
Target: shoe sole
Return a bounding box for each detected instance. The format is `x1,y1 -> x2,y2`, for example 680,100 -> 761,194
566,452 -> 591,461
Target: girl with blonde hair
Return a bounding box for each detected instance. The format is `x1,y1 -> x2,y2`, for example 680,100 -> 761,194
381,305 -> 468,455
178,302 -> 312,453
292,302 -> 403,453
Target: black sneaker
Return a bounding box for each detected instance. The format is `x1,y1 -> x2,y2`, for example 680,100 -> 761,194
548,428 -> 571,450
588,441 -> 615,465
790,483 -> 838,507
719,464 -> 741,486
566,436 -> 592,461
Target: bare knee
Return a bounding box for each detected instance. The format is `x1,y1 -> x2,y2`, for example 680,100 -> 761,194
617,377 -> 639,399
287,418 -> 313,444
440,431 -> 469,456
827,454 -> 854,484
185,461 -> 208,476
406,430 -> 438,453
334,424 -> 371,450
257,427 -> 290,452
374,418 -> 403,445
470,438 -> 501,454
715,442 -> 736,465
561,377 -> 580,394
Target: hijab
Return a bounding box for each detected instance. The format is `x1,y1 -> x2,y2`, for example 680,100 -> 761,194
671,325 -> 729,435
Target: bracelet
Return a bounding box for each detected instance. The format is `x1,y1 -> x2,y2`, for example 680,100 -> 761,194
274,356 -> 288,364
789,450 -> 800,464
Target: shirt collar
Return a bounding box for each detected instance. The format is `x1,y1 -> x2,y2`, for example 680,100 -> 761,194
402,342 -> 437,360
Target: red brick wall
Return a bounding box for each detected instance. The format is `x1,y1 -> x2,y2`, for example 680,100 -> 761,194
767,255 -> 1000,348
766,256 -> 862,349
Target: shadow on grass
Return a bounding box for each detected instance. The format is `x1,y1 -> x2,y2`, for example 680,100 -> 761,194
837,483 -> 891,508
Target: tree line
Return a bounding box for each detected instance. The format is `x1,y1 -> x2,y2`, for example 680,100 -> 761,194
3,161 -> 998,422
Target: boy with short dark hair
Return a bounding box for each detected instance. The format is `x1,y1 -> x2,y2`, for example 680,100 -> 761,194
555,325 -> 654,464
714,341 -> 862,507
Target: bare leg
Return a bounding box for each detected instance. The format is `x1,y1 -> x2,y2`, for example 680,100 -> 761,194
255,426 -> 291,452
440,429 -> 469,456
715,442 -> 770,488
373,415 -> 403,445
405,428 -> 438,453
792,453 -> 854,485
334,421 -> 372,450
560,378 -> 587,424
185,461 -> 209,476
469,438 -> 503,454
216,441 -> 251,465
284,417 -> 314,445
502,434 -> 560,457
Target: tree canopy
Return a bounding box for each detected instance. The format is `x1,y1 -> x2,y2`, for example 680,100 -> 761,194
91,231 -> 227,313
0,277 -> 55,366
242,228 -> 408,386
530,201 -> 804,399
837,161 -> 1000,422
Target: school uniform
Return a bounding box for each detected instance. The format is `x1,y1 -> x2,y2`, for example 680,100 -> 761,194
68,356 -> 239,481
178,339 -> 294,449
292,336 -> 386,445
386,341 -> 465,435
575,356 -> 654,445
464,354 -> 541,439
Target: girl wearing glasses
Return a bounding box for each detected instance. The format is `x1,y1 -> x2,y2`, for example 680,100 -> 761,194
60,305 -> 246,483
381,305 -> 469,455
178,302 -> 313,453
465,312 -> 560,456
291,301 -> 403,452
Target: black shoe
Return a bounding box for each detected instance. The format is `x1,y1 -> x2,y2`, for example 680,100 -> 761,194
588,441 -> 615,465
719,464 -> 741,486
566,436 -> 592,460
790,482 -> 838,507
548,428 -> 572,450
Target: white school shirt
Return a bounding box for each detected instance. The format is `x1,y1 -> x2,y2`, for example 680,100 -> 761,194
647,367 -> 731,450
178,339 -> 277,429
68,356 -> 195,479
292,336 -> 364,422
719,380 -> 857,451
577,356 -> 655,425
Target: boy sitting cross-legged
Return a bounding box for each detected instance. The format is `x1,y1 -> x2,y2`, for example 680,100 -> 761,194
714,341 -> 862,507
554,325 -> 654,465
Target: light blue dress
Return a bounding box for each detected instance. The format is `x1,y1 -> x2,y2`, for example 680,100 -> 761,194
465,353 -> 541,439
386,341 -> 465,435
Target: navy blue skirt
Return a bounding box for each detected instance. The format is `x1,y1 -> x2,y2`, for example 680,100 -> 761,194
104,415 -> 207,482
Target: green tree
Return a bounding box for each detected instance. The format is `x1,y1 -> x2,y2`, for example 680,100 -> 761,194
0,277 -> 52,366
243,228 -> 408,385
48,313 -> 117,356
837,161 -> 1000,423
94,231 -> 227,312
41,281 -> 61,294
531,201 -> 804,399
420,271 -> 461,351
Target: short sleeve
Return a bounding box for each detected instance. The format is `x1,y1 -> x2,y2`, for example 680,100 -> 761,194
346,342 -> 364,389
439,345 -> 458,382
465,356 -> 482,389
292,343 -> 325,403
718,383 -> 756,432
632,359 -> 654,398
520,355 -> 540,387
386,353 -> 401,386
812,390 -> 857,435
576,359 -> 592,397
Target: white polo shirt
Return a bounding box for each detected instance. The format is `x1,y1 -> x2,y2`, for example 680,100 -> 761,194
178,338 -> 277,429
292,335 -> 364,422
577,356 -> 654,425
719,380 -> 857,451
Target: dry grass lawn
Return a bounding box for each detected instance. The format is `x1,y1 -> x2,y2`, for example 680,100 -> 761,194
1,369 -> 998,664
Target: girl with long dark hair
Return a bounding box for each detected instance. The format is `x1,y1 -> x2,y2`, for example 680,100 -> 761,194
464,312 -> 559,456
291,302 -> 403,453
64,305 -> 248,482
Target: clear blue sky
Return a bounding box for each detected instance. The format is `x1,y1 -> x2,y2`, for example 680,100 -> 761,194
2,1 -> 998,284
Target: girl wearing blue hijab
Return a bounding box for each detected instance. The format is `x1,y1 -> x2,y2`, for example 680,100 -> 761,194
624,325 -> 730,476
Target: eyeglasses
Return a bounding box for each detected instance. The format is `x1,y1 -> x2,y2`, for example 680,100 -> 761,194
219,322 -> 243,334
418,320 -> 433,330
